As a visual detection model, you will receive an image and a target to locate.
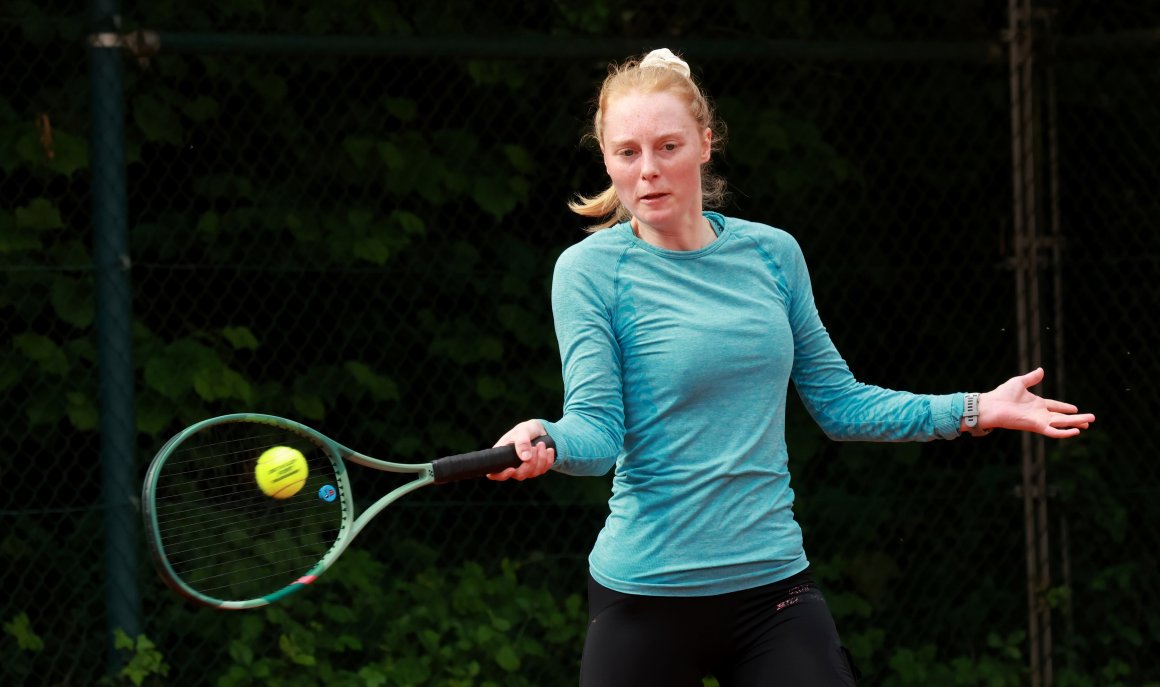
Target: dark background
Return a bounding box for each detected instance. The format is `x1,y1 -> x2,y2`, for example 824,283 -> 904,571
1,1 -> 1157,685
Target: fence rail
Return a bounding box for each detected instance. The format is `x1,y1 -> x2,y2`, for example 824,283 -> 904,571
2,2 -> 1157,685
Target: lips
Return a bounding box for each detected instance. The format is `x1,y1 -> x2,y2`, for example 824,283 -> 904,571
639,192 -> 669,202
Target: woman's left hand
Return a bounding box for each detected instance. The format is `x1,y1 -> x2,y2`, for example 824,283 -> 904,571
975,367 -> 1096,438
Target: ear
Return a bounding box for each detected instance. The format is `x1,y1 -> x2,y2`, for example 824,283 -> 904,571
700,128 -> 712,163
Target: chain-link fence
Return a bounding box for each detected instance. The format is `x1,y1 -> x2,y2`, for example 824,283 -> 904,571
3,2 -> 1157,686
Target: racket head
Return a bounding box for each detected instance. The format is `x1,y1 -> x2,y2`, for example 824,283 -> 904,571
142,414 -> 355,610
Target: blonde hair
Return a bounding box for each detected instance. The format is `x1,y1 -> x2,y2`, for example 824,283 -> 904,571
569,48 -> 727,231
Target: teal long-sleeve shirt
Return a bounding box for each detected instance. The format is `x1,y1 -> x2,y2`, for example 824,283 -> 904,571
540,213 -> 967,597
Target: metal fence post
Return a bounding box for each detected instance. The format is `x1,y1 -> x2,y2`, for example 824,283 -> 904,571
1009,0 -> 1057,684
88,0 -> 142,670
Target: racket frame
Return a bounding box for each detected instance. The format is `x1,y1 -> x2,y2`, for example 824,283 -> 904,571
143,413 -> 439,610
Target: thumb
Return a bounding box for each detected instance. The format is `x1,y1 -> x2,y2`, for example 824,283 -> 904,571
1021,367 -> 1045,388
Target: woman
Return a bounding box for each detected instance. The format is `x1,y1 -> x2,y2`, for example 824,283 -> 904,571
489,48 -> 1094,687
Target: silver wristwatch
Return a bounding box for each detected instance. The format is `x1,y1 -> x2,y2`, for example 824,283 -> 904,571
963,393 -> 992,437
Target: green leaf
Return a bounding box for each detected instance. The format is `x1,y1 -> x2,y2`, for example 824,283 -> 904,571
182,95 -> 221,122
65,391 -> 98,430
343,136 -> 376,169
112,628 -> 134,651
228,640 -> 254,665
377,140 -> 404,170
50,276 -> 94,328
135,393 -> 172,436
221,326 -> 259,350
292,394 -> 326,420
384,97 -> 417,122
196,211 -> 220,236
193,365 -> 253,403
353,236 -> 391,264
132,94 -> 183,145
4,612 -> 45,651
345,361 -> 399,401
15,198 -> 64,230
390,210 -> 426,235
0,211 -> 41,252
143,339 -> 216,400
494,644 -> 520,672
358,666 -> 388,687
473,174 -> 522,219
502,144 -> 534,174
14,333 -> 68,375
44,129 -> 89,177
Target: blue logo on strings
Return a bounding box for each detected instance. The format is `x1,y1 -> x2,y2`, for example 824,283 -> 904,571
318,485 -> 337,502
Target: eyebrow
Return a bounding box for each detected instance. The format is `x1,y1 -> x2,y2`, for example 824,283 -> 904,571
606,130 -> 688,148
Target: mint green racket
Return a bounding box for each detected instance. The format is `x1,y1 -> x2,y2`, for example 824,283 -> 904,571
142,413 -> 552,610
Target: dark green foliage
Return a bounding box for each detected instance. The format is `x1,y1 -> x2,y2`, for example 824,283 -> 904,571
2,1 -> 1158,686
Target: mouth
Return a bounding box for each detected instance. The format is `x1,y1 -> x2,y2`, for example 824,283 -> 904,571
639,192 -> 669,202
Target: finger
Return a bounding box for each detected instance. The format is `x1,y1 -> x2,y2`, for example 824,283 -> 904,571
1021,367 -> 1045,388
1053,413 -> 1095,426
487,466 -> 518,481
1042,398 -> 1079,414
521,447 -> 555,480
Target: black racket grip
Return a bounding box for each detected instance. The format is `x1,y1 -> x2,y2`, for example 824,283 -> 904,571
431,435 -> 555,484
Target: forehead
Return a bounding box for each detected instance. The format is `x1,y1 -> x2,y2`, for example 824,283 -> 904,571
601,90 -> 698,142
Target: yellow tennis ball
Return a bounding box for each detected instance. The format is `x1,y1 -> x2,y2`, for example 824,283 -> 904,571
255,446 -> 308,499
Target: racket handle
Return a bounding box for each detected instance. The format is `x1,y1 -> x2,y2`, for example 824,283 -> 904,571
431,435 -> 555,484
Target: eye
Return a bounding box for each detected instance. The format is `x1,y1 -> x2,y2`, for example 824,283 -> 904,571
662,142 -> 678,151
617,149 -> 636,158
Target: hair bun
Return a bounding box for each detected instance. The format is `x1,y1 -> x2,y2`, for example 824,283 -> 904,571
640,48 -> 691,78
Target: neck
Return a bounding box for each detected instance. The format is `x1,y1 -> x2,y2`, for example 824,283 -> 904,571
632,214 -> 714,251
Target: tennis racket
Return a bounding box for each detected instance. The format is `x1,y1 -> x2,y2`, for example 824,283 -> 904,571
141,413 -> 553,610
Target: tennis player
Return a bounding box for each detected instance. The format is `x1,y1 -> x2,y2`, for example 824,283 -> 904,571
490,48 -> 1095,687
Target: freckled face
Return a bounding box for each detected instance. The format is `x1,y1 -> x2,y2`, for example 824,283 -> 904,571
601,90 -> 712,237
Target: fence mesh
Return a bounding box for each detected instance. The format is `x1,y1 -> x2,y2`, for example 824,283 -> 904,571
2,2 -> 1157,686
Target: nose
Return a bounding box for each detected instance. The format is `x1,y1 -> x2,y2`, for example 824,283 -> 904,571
639,150 -> 659,179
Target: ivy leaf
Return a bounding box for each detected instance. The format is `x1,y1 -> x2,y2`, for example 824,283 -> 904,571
292,394 -> 325,420
15,198 -> 64,230
132,94 -> 183,145
384,97 -> 417,122
0,211 -> 42,252
345,361 -> 399,401
343,136 -> 376,170
44,129 -> 89,177
65,391 -> 97,430
494,644 -> 520,672
502,144 -> 534,174
14,333 -> 68,375
390,210 -> 425,236
193,365 -> 253,403
51,276 -> 94,328
221,326 -> 259,350
3,612 -> 44,651
182,95 -> 220,122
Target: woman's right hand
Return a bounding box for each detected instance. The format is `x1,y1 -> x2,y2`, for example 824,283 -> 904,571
487,420 -> 556,481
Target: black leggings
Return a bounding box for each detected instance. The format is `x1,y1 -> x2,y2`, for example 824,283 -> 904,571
581,568 -> 860,687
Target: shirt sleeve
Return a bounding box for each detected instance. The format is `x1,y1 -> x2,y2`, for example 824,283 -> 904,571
780,234 -> 965,441
539,243 -> 624,476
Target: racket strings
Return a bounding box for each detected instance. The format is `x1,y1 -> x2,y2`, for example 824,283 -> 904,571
160,508 -> 342,559
156,484 -> 336,528
150,422 -> 347,603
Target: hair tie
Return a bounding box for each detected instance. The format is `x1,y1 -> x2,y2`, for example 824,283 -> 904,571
640,48 -> 691,78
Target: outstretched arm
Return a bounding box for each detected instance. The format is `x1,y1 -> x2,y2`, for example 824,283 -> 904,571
970,368 -> 1095,438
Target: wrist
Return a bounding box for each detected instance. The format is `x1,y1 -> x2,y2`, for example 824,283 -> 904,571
962,392 -> 993,437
